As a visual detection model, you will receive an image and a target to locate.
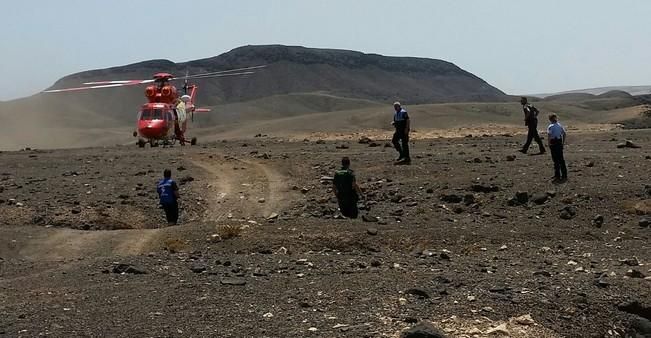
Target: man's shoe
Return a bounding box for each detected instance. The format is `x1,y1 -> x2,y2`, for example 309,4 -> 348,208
395,158 -> 411,165
518,149 -> 527,154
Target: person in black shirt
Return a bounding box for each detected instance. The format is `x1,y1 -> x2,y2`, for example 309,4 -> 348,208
391,102 -> 411,164
333,157 -> 363,219
519,97 -> 546,154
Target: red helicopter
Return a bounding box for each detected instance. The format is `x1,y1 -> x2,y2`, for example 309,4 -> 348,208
44,65 -> 264,147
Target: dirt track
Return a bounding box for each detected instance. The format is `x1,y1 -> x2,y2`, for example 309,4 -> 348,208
0,130 -> 650,337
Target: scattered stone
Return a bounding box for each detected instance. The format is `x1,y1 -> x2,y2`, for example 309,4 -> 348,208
258,198 -> 266,203
440,194 -> 463,203
400,321 -> 448,338
405,288 -> 430,299
533,270 -> 552,277
515,191 -> 529,204
406,201 -> 418,207
486,323 -> 510,336
176,166 -> 186,171
618,301 -> 651,320
470,184 -> 499,193
639,217 -> 650,228
626,269 -> 646,279
426,188 -> 434,194
508,191 -> 529,206
586,161 -> 595,167
315,139 -> 326,144
362,214 -> 378,223
513,314 -> 536,326
594,276 -> 610,288
335,144 -> 349,149
621,257 -> 641,266
220,277 -> 247,286
463,194 -> 475,205
531,192 -> 549,205
358,136 -> 373,144
368,142 -> 381,147
390,208 -> 404,216
617,140 -> 641,149
111,264 -> 146,275
178,176 -> 195,185
560,206 -> 577,220
506,155 -> 516,161
190,265 -> 207,273
592,215 -> 604,227
367,228 -> 378,236
267,213 -> 279,220
630,316 -> 651,337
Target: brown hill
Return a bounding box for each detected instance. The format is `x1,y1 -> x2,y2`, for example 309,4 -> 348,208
1,45 -> 506,125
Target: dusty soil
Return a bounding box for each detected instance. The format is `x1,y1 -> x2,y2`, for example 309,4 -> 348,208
1,130 -> 650,337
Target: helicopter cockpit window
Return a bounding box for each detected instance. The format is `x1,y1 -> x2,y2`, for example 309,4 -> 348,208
139,109 -> 164,120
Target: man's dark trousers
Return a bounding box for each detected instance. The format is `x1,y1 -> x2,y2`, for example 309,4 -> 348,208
522,119 -> 545,153
549,143 -> 567,179
338,198 -> 359,219
392,130 -> 410,160
162,201 -> 179,224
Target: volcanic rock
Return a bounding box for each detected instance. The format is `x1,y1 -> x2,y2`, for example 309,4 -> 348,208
220,277 -> 247,286
470,184 -> 499,193
111,264 -> 146,275
531,192 -> 549,205
400,321 -> 448,338
405,288 -> 430,299
592,215 -> 604,227
617,140 -> 641,149
358,136 -> 372,144
440,194 -> 463,203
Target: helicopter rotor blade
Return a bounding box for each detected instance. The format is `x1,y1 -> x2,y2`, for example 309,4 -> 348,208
82,79 -> 155,86
183,71 -> 255,81
42,82 -> 145,93
183,65 -> 266,80
43,65 -> 264,93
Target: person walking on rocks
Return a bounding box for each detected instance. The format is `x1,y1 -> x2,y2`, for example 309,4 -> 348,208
391,102 -> 411,164
547,113 -> 568,183
157,169 -> 180,225
333,157 -> 363,218
519,97 -> 546,154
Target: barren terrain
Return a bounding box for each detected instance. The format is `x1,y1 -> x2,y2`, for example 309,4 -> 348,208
1,129 -> 650,337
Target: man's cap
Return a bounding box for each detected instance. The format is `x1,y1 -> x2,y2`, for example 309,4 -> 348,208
181,95 -> 191,101
393,101 -> 401,106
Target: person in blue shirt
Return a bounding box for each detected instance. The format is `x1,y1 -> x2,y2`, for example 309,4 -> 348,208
547,113 -> 568,183
157,169 -> 180,225
391,102 -> 411,164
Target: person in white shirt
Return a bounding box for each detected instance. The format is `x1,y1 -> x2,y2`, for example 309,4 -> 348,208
547,113 -> 567,182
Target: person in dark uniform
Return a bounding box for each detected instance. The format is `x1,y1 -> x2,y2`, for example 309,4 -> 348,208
333,157 -> 363,219
157,169 -> 180,225
519,97 -> 546,154
391,102 -> 411,164
547,113 -> 568,183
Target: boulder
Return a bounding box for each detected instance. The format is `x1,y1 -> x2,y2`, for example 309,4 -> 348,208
401,321 -> 448,338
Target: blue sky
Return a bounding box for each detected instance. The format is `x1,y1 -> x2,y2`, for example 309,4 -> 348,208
2,0 -> 650,100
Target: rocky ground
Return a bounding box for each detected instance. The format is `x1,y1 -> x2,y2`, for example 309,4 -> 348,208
0,130 -> 650,337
